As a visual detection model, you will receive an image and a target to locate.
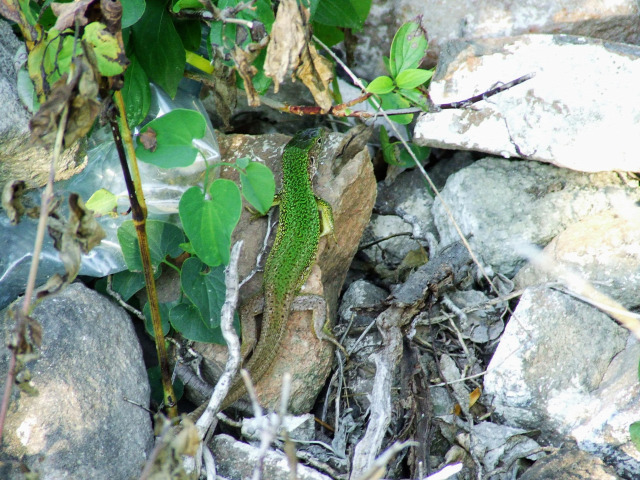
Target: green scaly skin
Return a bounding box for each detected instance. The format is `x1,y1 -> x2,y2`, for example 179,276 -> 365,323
219,128 -> 332,411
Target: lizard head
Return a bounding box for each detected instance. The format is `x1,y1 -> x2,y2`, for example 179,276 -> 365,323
285,128 -> 326,178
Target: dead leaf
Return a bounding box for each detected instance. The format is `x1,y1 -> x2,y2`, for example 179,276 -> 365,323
30,51 -> 102,148
469,386 -> 482,408
2,180 -> 27,225
295,42 -> 334,113
100,0 -> 122,33
231,46 -> 259,106
264,0 -> 309,93
37,193 -> 105,299
209,57 -> 237,131
0,0 -> 39,45
139,127 -> 157,152
51,0 -> 97,31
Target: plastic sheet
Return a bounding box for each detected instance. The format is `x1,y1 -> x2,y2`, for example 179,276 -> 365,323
0,80 -> 220,309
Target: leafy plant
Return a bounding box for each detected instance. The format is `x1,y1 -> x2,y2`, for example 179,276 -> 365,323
366,20 -> 433,125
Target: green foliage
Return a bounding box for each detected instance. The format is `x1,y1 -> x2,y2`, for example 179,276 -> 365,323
179,180 -> 242,267
86,188 -> 118,216
239,160 -> 276,214
135,109 -> 206,168
380,125 -> 431,169
148,366 -> 183,405
131,0 -> 186,99
366,20 -> 434,124
118,220 -> 185,272
121,52 -> 151,128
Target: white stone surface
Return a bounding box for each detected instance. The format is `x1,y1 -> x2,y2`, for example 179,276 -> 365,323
415,35 -> 640,172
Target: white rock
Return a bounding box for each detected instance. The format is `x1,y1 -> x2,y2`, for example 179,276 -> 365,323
415,35 -> 640,172
484,287 -> 640,477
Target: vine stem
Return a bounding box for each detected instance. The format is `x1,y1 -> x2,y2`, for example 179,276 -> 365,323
111,91 -> 178,419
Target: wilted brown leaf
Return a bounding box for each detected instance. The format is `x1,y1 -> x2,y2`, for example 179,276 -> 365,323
30,51 -> 102,148
2,180 -> 27,225
51,0 -> 97,31
139,127 -> 157,152
232,46 -> 259,107
37,193 -> 105,299
209,57 -> 237,131
264,0 -> 309,93
295,42 -> 334,113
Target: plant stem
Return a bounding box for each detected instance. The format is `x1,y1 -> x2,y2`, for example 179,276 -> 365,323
111,91 -> 178,419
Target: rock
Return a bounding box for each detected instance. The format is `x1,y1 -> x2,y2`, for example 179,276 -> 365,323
414,34 -> 640,172
484,287 -> 640,478
211,434 -> 331,479
376,167 -> 438,244
180,130 -> 376,413
0,20 -> 85,189
432,157 -> 640,277
338,279 -> 387,328
0,283 -> 153,479
515,209 -> 640,309
352,0 -> 640,77
519,446 -> 621,480
467,422 -> 544,475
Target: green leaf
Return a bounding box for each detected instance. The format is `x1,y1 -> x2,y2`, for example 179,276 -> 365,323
631,422 -> 640,451
376,92 -> 413,124
240,162 -> 275,215
398,143 -> 431,169
172,0 -> 204,12
311,0 -> 364,29
236,156 -> 250,169
389,21 -> 428,78
379,125 -> 396,165
148,366 -> 183,405
180,257 -> 225,329
107,270 -> 147,301
366,76 -> 395,95
86,188 -> 117,216
311,22 -> 344,47
143,300 -> 172,337
169,299 -> 240,344
83,22 -> 127,76
135,109 -> 206,168
117,219 -> 185,272
122,0 -> 146,28
397,87 -> 430,111
122,51 -> 151,128
179,180 -> 242,266
395,68 -> 433,90
131,0 -> 185,98
174,19 -> 202,52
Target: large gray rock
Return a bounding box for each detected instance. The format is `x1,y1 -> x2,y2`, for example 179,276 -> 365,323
1,283 -> 153,479
485,287 -> 640,478
431,157 -> 640,277
515,209 -> 640,309
415,35 -> 640,172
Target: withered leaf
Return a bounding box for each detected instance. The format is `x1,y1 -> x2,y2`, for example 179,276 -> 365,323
139,127 -> 157,152
295,42 -> 334,113
231,45 -> 260,107
2,180 -> 27,225
37,193 -> 105,300
51,0 -> 97,31
30,52 -> 102,148
209,57 -> 237,131
264,0 -> 309,93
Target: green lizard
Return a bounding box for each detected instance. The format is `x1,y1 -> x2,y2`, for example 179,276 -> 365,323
197,128 -> 335,415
